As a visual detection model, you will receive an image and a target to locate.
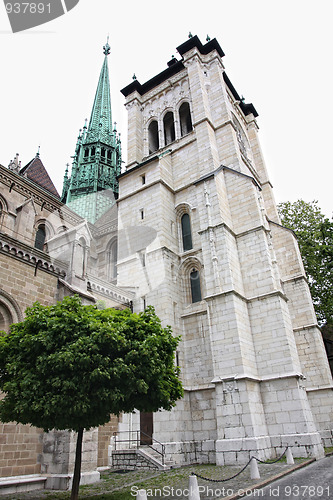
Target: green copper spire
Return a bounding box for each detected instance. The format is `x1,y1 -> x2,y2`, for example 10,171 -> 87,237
62,39 -> 121,223
86,38 -> 113,146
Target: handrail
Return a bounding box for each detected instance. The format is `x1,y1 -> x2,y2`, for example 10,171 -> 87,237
112,430 -> 165,465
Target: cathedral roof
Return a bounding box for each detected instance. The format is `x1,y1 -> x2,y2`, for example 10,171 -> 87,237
20,155 -> 60,198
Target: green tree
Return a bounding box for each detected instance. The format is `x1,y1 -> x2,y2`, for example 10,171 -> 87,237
0,296 -> 183,500
278,200 -> 333,326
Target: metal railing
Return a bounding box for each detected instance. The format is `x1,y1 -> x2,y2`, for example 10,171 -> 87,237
112,430 -> 166,465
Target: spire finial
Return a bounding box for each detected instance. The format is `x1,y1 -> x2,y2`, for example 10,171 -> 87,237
36,145 -> 40,158
103,36 -> 110,56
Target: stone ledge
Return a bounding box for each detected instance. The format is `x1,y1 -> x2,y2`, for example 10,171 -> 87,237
0,475 -> 47,496
45,471 -> 100,491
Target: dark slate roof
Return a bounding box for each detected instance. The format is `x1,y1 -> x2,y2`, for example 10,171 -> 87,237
176,35 -> 225,58
121,60 -> 185,98
222,73 -> 258,118
20,156 -> 60,198
120,35 -> 258,117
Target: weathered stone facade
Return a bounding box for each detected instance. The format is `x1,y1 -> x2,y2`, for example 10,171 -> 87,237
1,33 -> 332,487
116,35 -> 333,465
0,160 -> 133,484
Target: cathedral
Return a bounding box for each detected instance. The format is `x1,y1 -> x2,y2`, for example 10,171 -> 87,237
0,34 -> 333,490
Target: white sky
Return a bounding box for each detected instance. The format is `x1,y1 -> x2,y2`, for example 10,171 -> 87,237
0,0 -> 332,217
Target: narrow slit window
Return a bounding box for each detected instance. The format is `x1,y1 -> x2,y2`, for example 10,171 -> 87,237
108,240 -> 118,280
190,269 -> 202,303
181,213 -> 193,251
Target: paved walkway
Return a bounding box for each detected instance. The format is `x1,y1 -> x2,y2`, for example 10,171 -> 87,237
256,455 -> 333,500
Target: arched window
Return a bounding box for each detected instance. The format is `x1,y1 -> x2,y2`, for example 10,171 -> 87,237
84,148 -> 89,158
34,225 -> 46,251
179,102 -> 193,136
91,147 -> 96,158
148,120 -> 159,154
190,269 -> 202,303
108,240 -> 118,280
163,112 -> 175,145
101,148 -> 106,158
181,213 -> 193,251
0,291 -> 23,332
0,196 -> 8,226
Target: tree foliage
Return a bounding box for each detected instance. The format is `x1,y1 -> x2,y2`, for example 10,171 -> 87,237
278,200 -> 333,326
0,296 -> 183,498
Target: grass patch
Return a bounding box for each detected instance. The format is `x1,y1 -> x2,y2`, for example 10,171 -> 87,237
1,460 -> 310,500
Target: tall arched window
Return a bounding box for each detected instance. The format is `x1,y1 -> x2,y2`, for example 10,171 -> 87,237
34,225 -> 46,251
163,112 -> 175,145
108,240 -> 118,280
148,120 -> 159,154
179,102 -> 193,136
181,213 -> 193,251
190,269 -> 202,303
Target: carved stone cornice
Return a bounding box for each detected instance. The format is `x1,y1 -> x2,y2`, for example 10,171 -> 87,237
86,275 -> 134,306
0,231 -> 67,277
0,165 -> 84,227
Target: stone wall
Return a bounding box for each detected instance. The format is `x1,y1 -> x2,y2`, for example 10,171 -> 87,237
0,423 -> 43,477
111,450 -> 159,470
98,416 -> 119,468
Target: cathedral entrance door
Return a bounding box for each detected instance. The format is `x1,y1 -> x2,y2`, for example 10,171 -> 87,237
140,412 -> 153,445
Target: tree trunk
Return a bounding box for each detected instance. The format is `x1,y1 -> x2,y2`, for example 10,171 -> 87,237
70,427 -> 84,500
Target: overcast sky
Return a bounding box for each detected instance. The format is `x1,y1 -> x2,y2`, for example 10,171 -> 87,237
0,0 -> 332,217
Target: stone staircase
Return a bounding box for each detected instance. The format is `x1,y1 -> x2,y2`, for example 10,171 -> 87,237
139,445 -> 174,469
110,430 -> 175,470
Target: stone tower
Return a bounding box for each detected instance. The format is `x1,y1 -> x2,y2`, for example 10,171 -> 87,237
116,35 -> 333,465
62,39 -> 121,223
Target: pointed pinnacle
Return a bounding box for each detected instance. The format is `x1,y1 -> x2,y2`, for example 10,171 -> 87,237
103,38 -> 111,56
